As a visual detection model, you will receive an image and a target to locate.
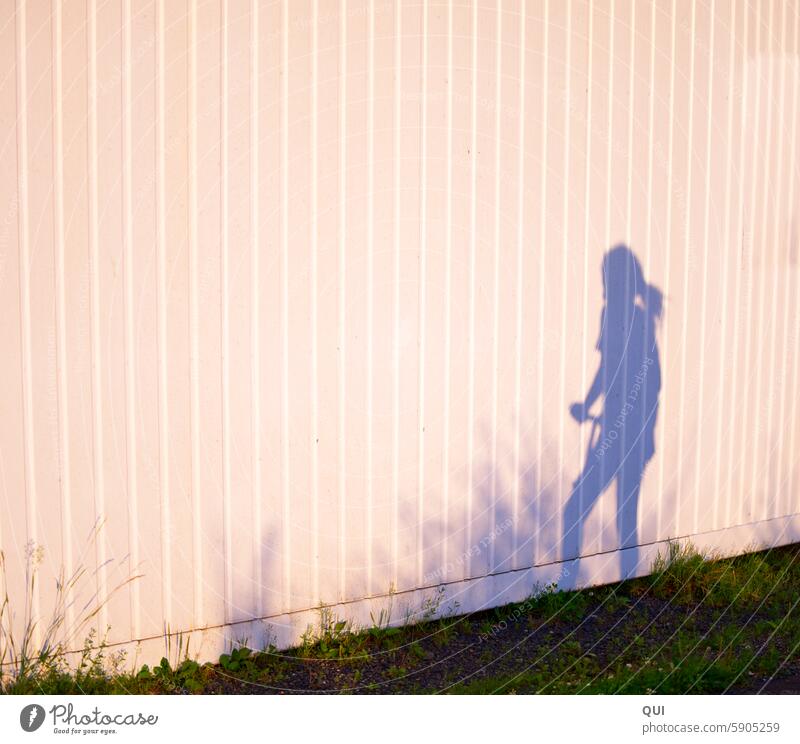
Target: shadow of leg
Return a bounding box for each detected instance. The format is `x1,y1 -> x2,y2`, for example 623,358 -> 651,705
562,460 -> 607,563
562,485 -> 583,564
616,461 -> 642,578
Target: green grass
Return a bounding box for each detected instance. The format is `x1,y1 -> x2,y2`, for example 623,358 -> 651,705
446,542 -> 800,694
1,526 -> 141,695
3,540 -> 799,694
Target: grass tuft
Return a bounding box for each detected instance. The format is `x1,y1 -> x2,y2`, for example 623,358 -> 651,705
0,522 -> 141,694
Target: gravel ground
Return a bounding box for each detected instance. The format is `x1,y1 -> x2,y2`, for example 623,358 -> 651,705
198,580 -> 799,694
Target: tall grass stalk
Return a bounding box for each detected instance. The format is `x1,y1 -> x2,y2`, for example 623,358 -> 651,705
0,520 -> 141,689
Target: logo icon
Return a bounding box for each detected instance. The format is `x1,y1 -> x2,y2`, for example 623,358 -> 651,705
20,704 -> 45,733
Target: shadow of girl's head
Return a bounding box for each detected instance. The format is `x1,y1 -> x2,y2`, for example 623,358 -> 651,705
602,244 -> 662,322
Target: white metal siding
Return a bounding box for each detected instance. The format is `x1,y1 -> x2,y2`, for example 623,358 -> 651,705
1,0 -> 799,664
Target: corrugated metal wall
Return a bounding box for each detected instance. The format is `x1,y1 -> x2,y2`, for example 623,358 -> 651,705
1,0 -> 800,664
